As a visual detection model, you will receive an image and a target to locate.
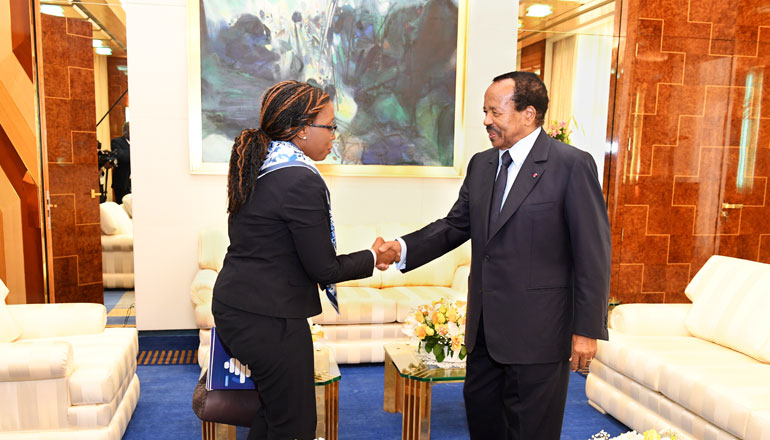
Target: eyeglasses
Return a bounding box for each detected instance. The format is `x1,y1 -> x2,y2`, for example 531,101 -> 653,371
307,123 -> 337,134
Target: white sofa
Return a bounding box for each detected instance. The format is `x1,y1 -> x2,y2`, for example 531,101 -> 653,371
99,198 -> 134,289
586,255 -> 770,440
0,279 -> 140,439
190,223 -> 471,367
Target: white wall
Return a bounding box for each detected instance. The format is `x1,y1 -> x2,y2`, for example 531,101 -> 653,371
127,0 -> 518,330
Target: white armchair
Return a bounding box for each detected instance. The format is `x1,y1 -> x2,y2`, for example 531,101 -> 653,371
0,279 -> 140,439
100,201 -> 134,289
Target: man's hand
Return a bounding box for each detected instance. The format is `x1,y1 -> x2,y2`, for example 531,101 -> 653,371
569,334 -> 597,371
372,237 -> 400,271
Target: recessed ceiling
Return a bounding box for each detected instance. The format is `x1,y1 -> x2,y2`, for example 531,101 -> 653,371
518,0 -> 615,47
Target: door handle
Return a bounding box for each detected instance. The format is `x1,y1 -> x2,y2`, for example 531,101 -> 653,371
91,189 -> 102,199
720,203 -> 744,220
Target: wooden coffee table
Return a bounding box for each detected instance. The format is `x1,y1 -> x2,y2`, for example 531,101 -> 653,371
202,346 -> 340,440
383,343 -> 466,440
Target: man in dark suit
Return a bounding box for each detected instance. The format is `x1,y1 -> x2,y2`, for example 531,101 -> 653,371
379,71 -> 611,439
111,121 -> 131,203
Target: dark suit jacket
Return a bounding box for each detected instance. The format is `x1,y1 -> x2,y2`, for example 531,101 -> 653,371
213,166 -> 374,318
402,130 -> 611,364
111,136 -> 131,193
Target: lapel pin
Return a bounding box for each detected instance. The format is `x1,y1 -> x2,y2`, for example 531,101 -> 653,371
532,172 -> 538,178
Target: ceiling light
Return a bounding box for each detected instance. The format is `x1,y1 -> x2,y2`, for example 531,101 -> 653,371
93,39 -> 104,48
95,47 -> 113,56
40,5 -> 65,17
526,4 -> 553,17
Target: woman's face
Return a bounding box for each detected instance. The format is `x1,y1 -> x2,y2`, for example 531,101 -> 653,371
299,102 -> 336,161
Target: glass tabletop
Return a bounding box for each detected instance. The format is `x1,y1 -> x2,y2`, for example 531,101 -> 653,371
313,345 -> 340,386
384,343 -> 466,382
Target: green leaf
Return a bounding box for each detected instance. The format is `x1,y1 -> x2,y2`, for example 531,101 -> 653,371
459,346 -> 467,360
433,344 -> 445,362
424,341 -> 435,354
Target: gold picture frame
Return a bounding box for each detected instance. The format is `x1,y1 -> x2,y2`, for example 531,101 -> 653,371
188,0 -> 468,177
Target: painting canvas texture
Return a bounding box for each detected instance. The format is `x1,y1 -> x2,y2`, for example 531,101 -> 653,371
198,0 -> 459,168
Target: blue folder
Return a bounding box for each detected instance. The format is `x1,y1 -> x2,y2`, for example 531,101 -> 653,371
206,327 -> 256,391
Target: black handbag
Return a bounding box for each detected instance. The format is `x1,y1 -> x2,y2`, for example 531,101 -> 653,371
192,374 -> 262,427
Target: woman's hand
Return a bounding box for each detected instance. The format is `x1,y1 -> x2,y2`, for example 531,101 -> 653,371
372,237 -> 400,271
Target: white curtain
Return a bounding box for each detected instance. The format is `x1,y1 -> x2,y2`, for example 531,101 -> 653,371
571,19 -> 614,183
545,18 -> 614,185
547,36 -> 577,129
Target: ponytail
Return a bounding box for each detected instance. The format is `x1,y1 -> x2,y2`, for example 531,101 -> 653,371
226,128 -> 271,214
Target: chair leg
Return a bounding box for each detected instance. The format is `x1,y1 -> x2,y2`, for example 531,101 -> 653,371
202,421 -> 236,440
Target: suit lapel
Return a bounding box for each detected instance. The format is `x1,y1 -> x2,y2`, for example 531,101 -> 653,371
479,150 -> 498,242
487,130 -> 552,243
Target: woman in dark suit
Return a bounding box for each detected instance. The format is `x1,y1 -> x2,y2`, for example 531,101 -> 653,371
212,80 -> 395,439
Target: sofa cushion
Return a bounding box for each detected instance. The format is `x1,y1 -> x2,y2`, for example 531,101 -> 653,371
312,287 -> 398,324
379,286 -> 466,322
320,322 -> 405,341
121,194 -> 133,217
685,257 -> 770,363
99,202 -> 133,235
198,228 -> 229,271
747,410 -> 770,440
685,255 -> 765,302
65,329 -> 138,406
378,223 -> 471,288
0,279 -> 20,343
659,363 -> 770,438
334,224 -> 381,288
597,332 -> 753,392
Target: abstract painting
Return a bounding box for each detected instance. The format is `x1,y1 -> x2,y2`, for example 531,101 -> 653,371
188,0 -> 467,175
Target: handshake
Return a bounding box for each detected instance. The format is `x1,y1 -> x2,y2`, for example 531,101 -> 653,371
370,238 -> 402,271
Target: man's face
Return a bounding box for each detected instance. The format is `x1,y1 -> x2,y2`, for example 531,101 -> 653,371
483,79 -> 533,149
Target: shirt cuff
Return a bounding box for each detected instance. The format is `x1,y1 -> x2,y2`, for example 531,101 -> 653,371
368,248 -> 377,270
395,237 -> 407,270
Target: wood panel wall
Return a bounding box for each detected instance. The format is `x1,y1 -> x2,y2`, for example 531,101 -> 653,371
40,14 -> 103,303
606,0 -> 770,303
0,0 -> 45,304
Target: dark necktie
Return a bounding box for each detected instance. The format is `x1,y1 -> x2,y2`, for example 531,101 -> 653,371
489,150 -> 513,230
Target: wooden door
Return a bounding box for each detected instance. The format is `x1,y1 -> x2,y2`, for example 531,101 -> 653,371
607,0 -> 770,304
40,14 -> 103,303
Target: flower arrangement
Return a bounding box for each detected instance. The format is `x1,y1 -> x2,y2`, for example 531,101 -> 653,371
310,323 -> 325,343
590,428 -> 679,440
402,298 -> 467,363
547,119 -> 573,144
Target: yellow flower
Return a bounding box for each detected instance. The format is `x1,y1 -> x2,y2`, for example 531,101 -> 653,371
436,313 -> 446,324
415,325 -> 427,339
446,309 -> 458,322
643,430 -> 661,440
415,312 -> 425,323
425,326 -> 435,336
439,304 -> 447,314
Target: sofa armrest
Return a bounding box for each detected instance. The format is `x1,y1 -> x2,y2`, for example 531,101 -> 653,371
191,269 -> 217,306
8,303 -> 106,340
609,303 -> 692,336
451,264 -> 470,293
0,340 -> 73,381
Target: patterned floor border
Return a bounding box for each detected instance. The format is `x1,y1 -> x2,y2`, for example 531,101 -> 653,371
137,349 -> 199,365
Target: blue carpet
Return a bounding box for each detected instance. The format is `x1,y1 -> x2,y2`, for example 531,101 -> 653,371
124,362 -> 629,439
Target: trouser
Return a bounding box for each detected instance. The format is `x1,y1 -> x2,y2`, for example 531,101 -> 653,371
212,298 -> 315,440
463,314 -> 570,440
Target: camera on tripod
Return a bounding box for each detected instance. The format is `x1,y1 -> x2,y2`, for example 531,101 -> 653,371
98,147 -> 118,170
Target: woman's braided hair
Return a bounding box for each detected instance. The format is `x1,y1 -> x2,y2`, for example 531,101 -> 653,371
227,80 -> 330,214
